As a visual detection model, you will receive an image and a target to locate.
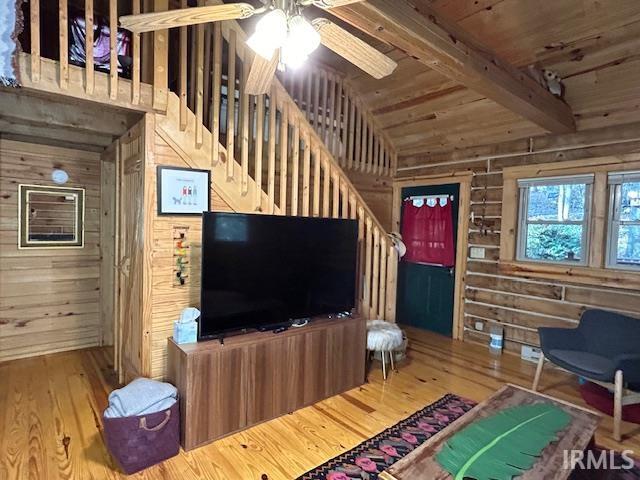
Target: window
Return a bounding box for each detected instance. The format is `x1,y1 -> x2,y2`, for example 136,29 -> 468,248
517,175 -> 593,265
607,172 -> 640,270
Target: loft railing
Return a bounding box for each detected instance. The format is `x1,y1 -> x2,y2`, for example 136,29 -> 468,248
280,65 -> 397,177
26,0 -> 143,105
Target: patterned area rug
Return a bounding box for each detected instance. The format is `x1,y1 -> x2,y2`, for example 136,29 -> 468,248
297,394 -> 476,480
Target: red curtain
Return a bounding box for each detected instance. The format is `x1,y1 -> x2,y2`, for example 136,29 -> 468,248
401,199 -> 455,266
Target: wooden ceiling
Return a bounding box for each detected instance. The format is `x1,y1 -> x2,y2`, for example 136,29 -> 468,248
320,0 -> 640,158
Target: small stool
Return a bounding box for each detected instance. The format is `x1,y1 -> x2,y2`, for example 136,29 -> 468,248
366,320 -> 404,380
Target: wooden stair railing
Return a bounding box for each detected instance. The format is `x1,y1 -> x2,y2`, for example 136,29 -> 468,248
24,0 -> 398,322
162,15 -> 397,321
280,65 -> 398,178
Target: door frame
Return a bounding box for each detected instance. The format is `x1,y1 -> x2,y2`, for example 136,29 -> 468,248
392,172 -> 472,340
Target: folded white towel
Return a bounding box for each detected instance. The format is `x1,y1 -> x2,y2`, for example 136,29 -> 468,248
104,378 -> 178,418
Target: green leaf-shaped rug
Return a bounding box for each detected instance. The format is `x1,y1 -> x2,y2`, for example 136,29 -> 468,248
435,403 -> 571,480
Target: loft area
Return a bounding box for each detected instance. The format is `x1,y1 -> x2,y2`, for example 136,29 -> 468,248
1,0 -> 640,478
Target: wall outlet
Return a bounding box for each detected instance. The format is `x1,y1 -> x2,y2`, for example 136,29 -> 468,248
469,247 -> 486,259
474,321 -> 484,331
521,345 -> 542,363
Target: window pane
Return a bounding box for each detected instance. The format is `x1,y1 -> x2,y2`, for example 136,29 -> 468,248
615,225 -> 640,266
525,224 -> 583,262
620,182 -> 640,222
527,184 -> 586,221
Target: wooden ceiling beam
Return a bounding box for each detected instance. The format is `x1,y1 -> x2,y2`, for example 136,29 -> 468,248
329,0 -> 576,134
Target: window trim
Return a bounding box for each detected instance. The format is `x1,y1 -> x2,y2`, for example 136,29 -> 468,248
515,175 -> 593,266
606,171 -> 640,271
499,154 -> 640,291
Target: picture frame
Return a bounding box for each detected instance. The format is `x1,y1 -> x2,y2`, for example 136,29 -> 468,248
157,166 -> 211,216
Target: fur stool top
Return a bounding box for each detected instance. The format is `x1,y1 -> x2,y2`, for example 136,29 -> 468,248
366,320 -> 403,351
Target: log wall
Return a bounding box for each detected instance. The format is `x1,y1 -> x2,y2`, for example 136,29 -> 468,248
397,121 -> 640,353
0,139 -> 103,361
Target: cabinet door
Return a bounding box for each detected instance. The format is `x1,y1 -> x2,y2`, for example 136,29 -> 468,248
325,320 -> 367,396
187,348 -> 246,448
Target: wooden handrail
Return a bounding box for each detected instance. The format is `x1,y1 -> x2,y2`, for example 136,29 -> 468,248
280,65 -> 398,177
24,0 -> 398,321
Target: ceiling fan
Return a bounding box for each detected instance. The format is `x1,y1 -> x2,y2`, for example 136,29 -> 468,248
119,0 -> 397,95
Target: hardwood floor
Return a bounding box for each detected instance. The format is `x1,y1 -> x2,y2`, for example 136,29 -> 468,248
1,326 -> 638,479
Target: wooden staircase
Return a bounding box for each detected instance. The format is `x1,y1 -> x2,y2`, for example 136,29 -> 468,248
20,0 -> 398,322
279,64 -> 397,178
163,20 -> 397,320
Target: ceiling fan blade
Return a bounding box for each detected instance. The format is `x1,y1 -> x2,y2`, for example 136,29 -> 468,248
245,51 -> 280,95
312,19 -> 397,79
312,0 -> 365,8
119,3 -> 256,33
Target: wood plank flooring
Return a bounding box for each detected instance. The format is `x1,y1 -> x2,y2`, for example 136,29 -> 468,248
1,326 -> 638,479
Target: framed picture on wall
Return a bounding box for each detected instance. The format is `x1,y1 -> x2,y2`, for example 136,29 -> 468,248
157,166 -> 211,215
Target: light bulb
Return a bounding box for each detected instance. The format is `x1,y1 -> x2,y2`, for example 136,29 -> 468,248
282,15 -> 320,69
247,9 -> 288,60
288,15 -> 320,57
281,43 -> 308,70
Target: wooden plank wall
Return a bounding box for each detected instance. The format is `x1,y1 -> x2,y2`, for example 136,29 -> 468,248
149,133 -> 233,379
397,122 -> 640,353
0,139 -> 103,361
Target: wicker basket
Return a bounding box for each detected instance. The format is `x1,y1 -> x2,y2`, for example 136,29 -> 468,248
103,400 -> 180,474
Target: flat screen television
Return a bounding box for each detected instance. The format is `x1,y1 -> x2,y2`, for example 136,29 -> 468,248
199,212 -> 359,340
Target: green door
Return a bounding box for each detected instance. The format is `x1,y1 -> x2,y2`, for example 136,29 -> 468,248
396,184 -> 459,336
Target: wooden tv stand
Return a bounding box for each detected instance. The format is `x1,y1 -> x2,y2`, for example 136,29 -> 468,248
167,315 -> 366,451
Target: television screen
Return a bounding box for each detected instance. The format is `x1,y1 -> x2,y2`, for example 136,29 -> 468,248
199,212 -> 358,340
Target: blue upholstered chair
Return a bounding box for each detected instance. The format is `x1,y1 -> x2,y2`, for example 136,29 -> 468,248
532,309 -> 640,442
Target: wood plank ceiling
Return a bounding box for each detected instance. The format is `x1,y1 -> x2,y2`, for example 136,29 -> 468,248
319,0 -> 640,157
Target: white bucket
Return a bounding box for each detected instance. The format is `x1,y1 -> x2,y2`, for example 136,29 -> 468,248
489,326 -> 503,354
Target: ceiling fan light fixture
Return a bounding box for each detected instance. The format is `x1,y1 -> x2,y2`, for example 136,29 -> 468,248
281,43 -> 308,70
282,15 -> 321,69
248,8 -> 288,59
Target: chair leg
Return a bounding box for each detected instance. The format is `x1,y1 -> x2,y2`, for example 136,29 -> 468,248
390,349 -> 396,373
532,353 -> 545,391
381,350 -> 387,380
614,370 -> 623,442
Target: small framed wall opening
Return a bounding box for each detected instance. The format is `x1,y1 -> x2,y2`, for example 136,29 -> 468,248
18,184 -> 85,248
